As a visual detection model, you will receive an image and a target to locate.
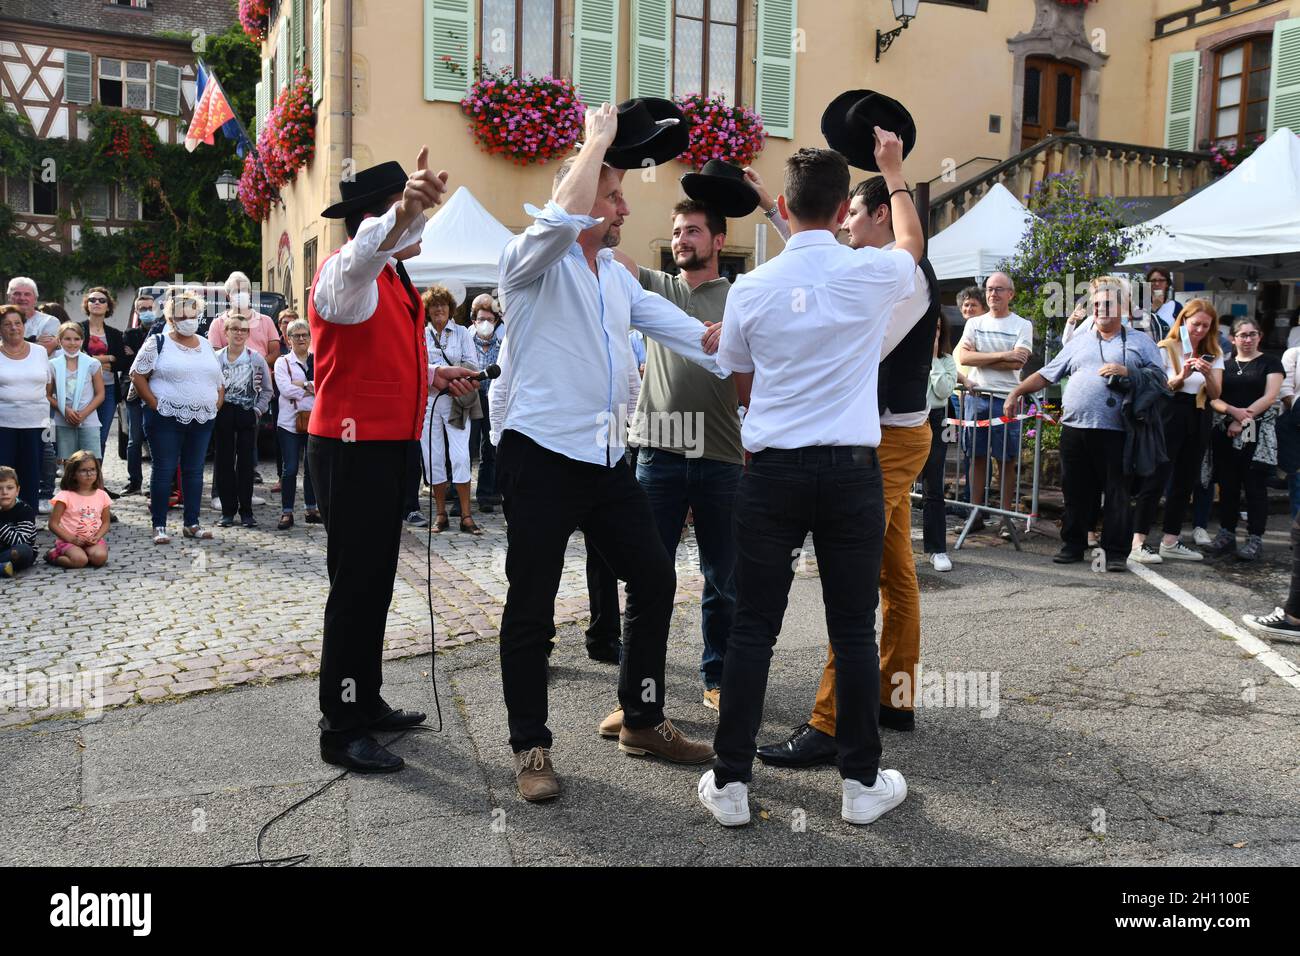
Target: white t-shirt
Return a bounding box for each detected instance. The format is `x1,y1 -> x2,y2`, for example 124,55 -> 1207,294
959,312 -> 1034,395
0,344 -> 53,429
1162,348 -> 1224,395
24,312 -> 60,343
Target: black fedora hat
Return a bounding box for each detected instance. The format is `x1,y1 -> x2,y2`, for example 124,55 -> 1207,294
680,160 -> 760,218
603,98 -> 691,170
821,90 -> 916,172
321,160 -> 408,218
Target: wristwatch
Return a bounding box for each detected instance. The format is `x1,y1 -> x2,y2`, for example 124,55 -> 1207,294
763,203 -> 779,219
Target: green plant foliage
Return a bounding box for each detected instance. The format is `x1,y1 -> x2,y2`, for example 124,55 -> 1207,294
0,24 -> 261,297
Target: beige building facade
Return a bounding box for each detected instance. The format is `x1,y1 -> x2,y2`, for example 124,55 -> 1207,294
256,0 -> 1300,306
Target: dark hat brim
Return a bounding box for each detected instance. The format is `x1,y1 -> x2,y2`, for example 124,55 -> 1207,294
321,185 -> 402,219
680,172 -> 760,218
605,98 -> 692,170
821,89 -> 916,172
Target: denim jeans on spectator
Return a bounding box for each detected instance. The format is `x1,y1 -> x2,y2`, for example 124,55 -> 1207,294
1193,480 -> 1214,529
636,447 -> 740,690
4,540 -> 36,572
126,400 -> 147,487
921,406 -> 950,553
96,386 -> 117,460
713,446 -> 885,788
278,427 -> 316,513
40,437 -> 55,501
1286,514 -> 1300,619
0,426 -> 44,510
145,408 -> 215,529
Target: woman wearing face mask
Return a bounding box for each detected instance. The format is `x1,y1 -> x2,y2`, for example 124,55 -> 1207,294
120,294 -> 158,494
469,294 -> 502,512
78,287 -> 128,461
129,292 -> 224,544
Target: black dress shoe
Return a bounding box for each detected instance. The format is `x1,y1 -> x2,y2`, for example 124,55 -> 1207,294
319,733 -> 404,773
1105,557 -> 1129,573
879,705 -> 915,732
1053,547 -> 1085,564
756,723 -> 838,767
367,706 -> 427,731
586,642 -> 621,664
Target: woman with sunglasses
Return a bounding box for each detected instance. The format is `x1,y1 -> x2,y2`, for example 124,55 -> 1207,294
1208,317 -> 1284,561
79,287 -> 128,463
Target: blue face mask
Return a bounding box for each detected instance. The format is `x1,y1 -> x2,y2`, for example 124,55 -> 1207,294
138,310 -> 156,327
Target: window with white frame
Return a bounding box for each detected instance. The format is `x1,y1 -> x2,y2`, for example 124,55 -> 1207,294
99,58 -> 149,109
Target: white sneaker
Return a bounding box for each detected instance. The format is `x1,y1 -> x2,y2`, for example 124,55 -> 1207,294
211,497 -> 221,512
697,770 -> 750,826
930,552 -> 953,572
251,495 -> 266,506
1128,546 -> 1163,564
38,499 -> 51,515
1193,527 -> 1213,547
1159,540 -> 1204,561
842,769 -> 908,825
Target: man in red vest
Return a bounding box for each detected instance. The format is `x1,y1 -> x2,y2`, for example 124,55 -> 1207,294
308,150 -> 477,773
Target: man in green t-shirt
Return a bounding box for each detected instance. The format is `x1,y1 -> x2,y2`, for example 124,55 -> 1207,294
595,199 -> 747,729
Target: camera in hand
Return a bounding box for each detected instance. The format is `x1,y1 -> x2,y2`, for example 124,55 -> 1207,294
1104,374 -> 1131,393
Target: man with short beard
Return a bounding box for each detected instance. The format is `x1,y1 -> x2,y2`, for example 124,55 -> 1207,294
495,103 -> 729,802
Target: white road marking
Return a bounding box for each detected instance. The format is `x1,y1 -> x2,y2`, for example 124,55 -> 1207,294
1128,562 -> 1300,693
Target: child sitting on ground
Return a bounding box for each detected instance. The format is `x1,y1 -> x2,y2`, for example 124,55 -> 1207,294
0,465 -> 37,578
46,450 -> 111,569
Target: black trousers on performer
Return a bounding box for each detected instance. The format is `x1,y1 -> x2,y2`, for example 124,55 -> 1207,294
496,430 -> 675,753
308,435 -> 419,734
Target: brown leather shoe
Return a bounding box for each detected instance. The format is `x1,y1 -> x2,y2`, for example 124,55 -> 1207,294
598,707 -> 623,739
514,747 -> 560,802
618,718 -> 715,764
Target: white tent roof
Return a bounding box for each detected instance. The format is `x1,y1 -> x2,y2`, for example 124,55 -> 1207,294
403,186 -> 515,289
927,182 -> 1036,281
1119,128 -> 1300,279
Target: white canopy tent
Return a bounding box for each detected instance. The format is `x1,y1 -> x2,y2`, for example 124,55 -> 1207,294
403,186 -> 515,290
1119,128 -> 1300,280
927,182 -> 1036,281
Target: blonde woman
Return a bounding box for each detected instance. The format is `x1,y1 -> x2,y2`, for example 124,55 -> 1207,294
1129,300 -> 1224,563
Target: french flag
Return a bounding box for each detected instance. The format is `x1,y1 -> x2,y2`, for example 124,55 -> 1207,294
186,61 -> 250,155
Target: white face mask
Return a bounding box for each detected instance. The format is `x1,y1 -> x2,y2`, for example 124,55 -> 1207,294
476,321 -> 495,339
62,345 -> 81,359
174,318 -> 200,336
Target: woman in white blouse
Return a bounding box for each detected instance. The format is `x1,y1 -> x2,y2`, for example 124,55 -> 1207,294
273,318 -> 320,530
0,305 -> 52,510
419,285 -> 480,533
129,292 -> 224,544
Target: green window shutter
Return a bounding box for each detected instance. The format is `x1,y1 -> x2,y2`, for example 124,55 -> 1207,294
277,23 -> 290,90
312,0 -> 324,103
630,0 -> 671,100
293,0 -> 305,75
154,62 -> 182,115
1164,50 -> 1199,151
1268,18 -> 1300,137
573,0 -> 620,108
423,0 -> 474,103
756,0 -> 797,139
63,50 -> 93,105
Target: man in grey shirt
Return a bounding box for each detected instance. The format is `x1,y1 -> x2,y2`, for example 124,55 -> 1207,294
1007,282 -> 1161,569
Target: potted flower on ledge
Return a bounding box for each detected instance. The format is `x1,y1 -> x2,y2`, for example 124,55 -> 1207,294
673,93 -> 767,170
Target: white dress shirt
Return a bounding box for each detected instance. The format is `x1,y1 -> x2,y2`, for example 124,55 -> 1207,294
717,230 -> 916,452
1282,346 -> 1300,405
497,200 -> 726,467
312,204 -> 425,325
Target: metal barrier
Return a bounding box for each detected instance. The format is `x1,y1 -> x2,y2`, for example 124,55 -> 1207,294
911,386 -> 1053,552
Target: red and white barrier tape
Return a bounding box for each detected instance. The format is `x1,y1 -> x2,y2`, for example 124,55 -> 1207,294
942,410 -> 1059,428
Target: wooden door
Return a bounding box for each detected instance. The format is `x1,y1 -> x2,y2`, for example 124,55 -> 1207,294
1021,57 -> 1083,149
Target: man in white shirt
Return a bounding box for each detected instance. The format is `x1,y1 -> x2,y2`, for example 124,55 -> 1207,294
494,104 -> 727,803
954,273 -> 1033,521
699,135 -> 922,828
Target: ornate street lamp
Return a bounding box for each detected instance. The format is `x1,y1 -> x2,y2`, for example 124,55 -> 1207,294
876,0 -> 921,63
215,169 -> 239,203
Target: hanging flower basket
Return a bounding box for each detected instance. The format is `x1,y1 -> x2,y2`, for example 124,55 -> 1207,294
673,94 -> 767,171
264,73 -> 316,183
1210,135 -> 1265,174
459,67 -> 585,166
238,0 -> 270,44
237,151 -> 276,221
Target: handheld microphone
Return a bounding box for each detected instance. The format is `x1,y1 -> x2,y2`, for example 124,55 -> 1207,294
473,363 -> 502,383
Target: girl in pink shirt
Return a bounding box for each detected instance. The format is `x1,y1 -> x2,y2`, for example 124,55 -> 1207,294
46,449 -> 111,569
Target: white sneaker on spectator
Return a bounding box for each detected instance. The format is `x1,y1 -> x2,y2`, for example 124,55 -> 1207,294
1128,546 -> 1163,564
842,769 -> 908,824
211,497 -> 221,512
1193,527 -> 1212,547
251,495 -> 266,506
1159,540 -> 1204,561
697,770 -> 750,826
930,553 -> 953,572
38,499 -> 51,515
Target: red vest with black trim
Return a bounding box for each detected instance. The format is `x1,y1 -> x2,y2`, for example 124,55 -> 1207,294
307,252 -> 429,441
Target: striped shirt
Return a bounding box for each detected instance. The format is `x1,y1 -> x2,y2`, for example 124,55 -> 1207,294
0,501 -> 38,548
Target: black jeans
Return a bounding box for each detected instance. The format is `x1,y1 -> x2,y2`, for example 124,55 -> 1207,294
1133,395 -> 1205,539
1059,426 -> 1130,560
308,436 -> 418,733
496,431 -> 675,753
213,403 -> 257,519
921,406 -> 949,554
1285,515 -> 1300,619
1213,430 -> 1269,536
714,446 -> 885,787
584,445 -> 640,651
472,385 -> 497,503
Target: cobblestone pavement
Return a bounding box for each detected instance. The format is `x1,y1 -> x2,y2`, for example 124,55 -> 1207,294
1,430 -> 818,726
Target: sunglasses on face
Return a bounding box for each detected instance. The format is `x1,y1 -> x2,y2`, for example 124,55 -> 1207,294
87,298 -> 108,304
